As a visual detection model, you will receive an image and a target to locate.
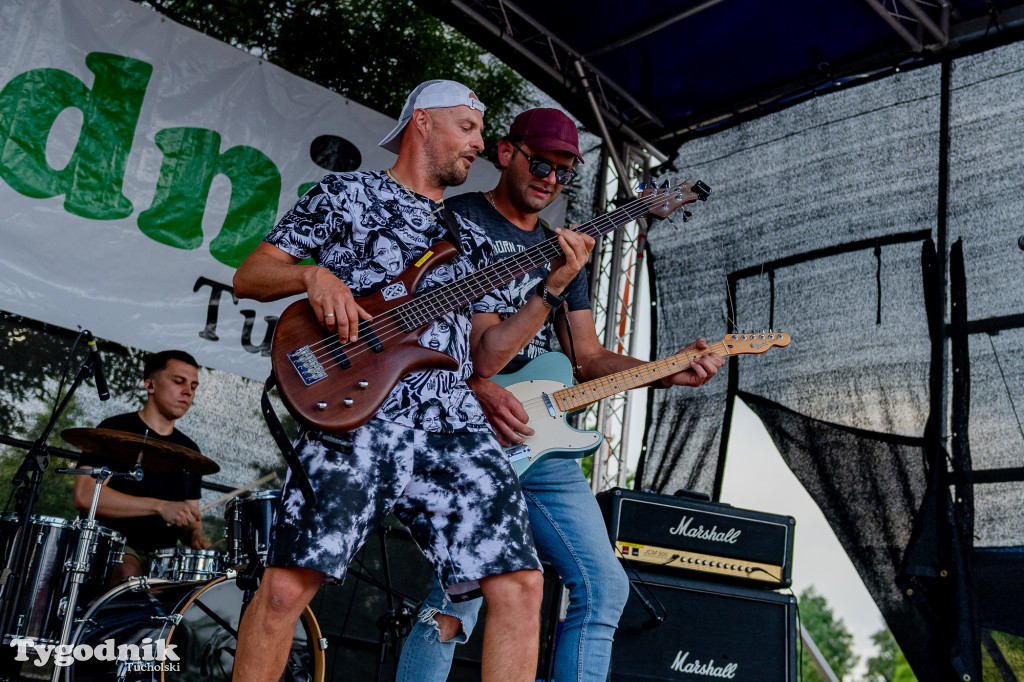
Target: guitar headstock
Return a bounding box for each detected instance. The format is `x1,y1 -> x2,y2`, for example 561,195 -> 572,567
643,179 -> 711,220
722,330 -> 791,355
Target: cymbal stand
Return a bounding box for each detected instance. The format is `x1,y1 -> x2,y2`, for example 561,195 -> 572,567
49,466 -> 142,682
0,348 -> 99,672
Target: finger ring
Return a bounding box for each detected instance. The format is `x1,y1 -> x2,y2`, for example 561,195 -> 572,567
325,313 -> 335,318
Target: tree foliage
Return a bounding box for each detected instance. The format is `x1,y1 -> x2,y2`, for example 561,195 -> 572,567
864,625 -> 918,682
0,313 -> 143,438
798,585 -> 857,682
138,0 -> 536,155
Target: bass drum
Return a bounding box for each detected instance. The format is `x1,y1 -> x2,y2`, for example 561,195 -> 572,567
66,576 -> 324,682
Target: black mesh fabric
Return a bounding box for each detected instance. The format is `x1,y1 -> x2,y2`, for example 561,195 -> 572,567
645,41 -> 1024,681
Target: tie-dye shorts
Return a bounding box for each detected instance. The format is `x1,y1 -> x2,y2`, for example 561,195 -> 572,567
267,418 -> 541,598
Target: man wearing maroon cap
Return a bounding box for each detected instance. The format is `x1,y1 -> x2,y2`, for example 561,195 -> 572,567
396,108 -> 724,681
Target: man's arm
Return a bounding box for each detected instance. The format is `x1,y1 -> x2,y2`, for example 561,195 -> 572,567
72,471 -> 201,527
556,309 -> 724,385
470,227 -> 594,377
467,308 -> 724,446
183,499 -> 211,549
232,241 -> 370,342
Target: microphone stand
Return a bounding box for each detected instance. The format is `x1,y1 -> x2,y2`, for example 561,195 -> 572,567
0,349 -> 102,672
374,525 -> 413,682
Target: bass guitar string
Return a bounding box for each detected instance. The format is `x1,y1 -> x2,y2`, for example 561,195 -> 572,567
295,187 -> 692,373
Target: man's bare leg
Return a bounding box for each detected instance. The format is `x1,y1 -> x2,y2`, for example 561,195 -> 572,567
232,566 -> 324,682
477,569 -> 544,682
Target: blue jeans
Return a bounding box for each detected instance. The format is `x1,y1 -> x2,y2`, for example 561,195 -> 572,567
395,457 -> 630,682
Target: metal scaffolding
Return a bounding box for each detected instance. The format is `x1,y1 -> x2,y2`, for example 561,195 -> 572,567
581,142 -> 656,493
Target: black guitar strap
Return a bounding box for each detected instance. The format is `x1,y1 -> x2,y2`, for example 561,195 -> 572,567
439,206 -> 462,253
261,374 -> 318,508
538,217 -> 583,376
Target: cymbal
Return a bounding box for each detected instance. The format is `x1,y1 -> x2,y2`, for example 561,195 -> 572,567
61,427 -> 220,475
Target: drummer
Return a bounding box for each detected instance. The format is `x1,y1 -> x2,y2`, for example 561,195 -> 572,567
72,350 -> 211,582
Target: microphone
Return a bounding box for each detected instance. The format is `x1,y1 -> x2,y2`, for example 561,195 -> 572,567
83,330 -> 110,401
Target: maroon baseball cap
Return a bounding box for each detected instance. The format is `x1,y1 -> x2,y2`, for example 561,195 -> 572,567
509,108 -> 584,164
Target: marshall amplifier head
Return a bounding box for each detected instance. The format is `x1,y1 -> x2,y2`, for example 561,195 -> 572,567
597,488 -> 795,588
611,573 -> 797,682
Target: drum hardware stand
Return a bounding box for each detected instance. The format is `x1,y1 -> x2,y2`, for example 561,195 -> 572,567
49,466 -> 142,682
0,344 -> 103,680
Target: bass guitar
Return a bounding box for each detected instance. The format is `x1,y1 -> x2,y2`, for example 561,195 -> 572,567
271,180 -> 711,431
493,331 -> 791,477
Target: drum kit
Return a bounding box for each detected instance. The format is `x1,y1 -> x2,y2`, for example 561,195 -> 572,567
0,428 -> 325,682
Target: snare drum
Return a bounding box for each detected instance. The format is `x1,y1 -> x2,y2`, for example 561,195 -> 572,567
149,547 -> 224,582
0,513 -> 124,644
66,575 -> 325,681
225,489 -> 280,566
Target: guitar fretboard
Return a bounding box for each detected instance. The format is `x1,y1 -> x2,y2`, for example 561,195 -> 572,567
392,187 -> 690,332
552,340 -> 731,411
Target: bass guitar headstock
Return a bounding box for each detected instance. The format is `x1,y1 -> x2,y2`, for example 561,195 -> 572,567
643,179 -> 711,221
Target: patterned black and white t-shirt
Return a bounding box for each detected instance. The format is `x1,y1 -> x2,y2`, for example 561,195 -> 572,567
452,191 -> 592,373
265,170 -> 503,434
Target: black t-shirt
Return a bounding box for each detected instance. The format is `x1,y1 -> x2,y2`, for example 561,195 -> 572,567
78,412 -> 203,551
449,191 -> 592,373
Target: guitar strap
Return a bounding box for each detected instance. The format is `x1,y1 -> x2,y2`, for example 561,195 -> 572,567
261,374 -> 318,508
439,206 -> 463,254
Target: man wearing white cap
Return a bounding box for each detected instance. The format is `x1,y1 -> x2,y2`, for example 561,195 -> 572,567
230,80 -> 594,681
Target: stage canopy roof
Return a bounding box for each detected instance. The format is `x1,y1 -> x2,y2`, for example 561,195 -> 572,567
417,0 -> 1024,155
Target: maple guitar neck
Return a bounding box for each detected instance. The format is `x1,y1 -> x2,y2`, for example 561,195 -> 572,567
552,331 -> 791,412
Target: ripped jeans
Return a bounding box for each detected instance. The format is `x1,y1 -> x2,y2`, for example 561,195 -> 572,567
394,457 -> 630,682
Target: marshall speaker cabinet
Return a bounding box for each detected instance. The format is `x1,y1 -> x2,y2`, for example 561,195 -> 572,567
610,573 -> 798,682
597,488 -> 795,589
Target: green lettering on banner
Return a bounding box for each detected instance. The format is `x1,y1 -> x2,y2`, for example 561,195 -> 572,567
0,52 -> 152,219
138,127 -> 281,268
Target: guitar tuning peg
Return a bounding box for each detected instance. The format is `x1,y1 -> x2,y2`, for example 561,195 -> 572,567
681,210 -> 692,222
660,179 -> 670,189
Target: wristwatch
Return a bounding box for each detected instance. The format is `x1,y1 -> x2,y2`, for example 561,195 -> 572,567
536,280 -> 567,308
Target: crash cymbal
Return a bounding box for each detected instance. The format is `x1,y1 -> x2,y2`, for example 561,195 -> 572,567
61,427 -> 220,475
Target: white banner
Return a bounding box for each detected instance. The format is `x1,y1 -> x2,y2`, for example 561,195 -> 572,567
0,0 -> 501,380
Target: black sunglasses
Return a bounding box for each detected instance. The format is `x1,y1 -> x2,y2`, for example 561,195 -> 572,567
510,141 -> 577,185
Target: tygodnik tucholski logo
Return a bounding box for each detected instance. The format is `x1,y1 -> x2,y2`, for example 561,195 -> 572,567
10,637 -> 180,670
670,650 -> 738,678
668,515 -> 741,544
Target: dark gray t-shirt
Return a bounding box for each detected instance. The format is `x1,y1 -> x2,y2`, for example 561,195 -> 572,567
453,191 -> 591,372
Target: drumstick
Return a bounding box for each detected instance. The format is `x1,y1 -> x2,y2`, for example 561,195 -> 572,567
200,472 -> 280,512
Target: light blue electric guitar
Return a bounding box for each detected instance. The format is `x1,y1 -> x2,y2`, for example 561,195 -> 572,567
492,331 -> 791,477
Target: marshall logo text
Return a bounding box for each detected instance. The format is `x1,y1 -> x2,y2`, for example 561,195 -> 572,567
670,650 -> 738,678
668,515 -> 742,544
